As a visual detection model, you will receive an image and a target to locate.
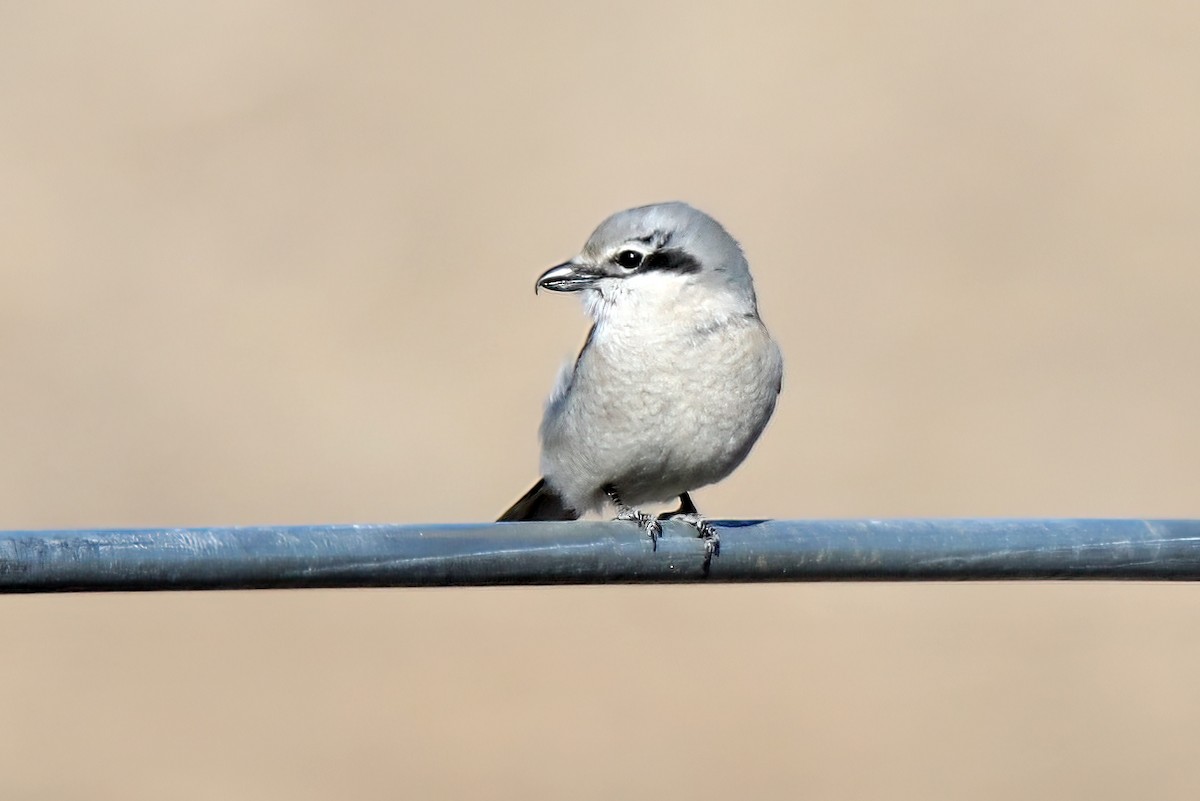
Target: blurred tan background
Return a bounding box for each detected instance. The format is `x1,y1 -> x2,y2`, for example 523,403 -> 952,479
2,1 -> 1198,799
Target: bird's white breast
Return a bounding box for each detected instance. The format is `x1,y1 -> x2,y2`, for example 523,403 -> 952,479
539,282 -> 782,513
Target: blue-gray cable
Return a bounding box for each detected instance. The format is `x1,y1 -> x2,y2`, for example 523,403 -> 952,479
2,519 -> 1199,592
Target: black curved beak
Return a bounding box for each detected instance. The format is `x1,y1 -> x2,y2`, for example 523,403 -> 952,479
535,261 -> 601,294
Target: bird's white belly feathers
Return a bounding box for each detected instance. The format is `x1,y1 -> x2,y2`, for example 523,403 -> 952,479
539,315 -> 782,513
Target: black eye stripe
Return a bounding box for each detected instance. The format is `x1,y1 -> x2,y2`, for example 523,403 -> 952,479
639,248 -> 701,274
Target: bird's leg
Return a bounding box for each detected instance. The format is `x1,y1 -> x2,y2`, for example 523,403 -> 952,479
604,484 -> 662,550
658,492 -> 720,558
658,492 -> 699,517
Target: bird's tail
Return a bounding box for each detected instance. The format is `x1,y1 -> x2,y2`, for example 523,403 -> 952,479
498,478 -> 579,522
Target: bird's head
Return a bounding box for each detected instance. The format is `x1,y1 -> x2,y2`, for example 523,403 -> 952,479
535,202 -> 759,321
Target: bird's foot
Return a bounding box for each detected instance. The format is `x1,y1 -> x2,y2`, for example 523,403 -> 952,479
658,511 -> 720,558
615,506 -> 663,550
605,484 -> 662,550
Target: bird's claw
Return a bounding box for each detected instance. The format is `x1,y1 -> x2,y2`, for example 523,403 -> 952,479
616,507 -> 662,550
659,512 -> 720,558
700,524 -> 720,558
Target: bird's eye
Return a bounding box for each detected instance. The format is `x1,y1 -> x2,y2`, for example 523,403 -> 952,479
614,250 -> 643,270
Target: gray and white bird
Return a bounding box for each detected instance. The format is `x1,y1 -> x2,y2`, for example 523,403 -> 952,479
498,202 -> 783,555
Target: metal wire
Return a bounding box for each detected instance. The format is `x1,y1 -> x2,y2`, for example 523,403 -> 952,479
2,519 -> 1199,593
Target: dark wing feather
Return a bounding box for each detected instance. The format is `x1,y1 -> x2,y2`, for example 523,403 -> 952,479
497,478 -> 579,522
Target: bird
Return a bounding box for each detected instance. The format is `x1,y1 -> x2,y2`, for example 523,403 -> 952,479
498,202 -> 783,557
